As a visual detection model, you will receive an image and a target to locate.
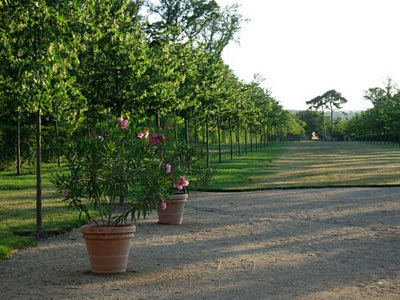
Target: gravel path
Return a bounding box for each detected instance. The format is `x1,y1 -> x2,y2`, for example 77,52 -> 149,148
1,187 -> 399,299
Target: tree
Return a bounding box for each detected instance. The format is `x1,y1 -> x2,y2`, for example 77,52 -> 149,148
307,90 -> 347,140
296,110 -> 323,139
145,0 -> 220,42
1,0 -> 83,237
75,0 -> 148,125
321,90 -> 348,137
306,95 -> 327,139
342,79 -> 400,142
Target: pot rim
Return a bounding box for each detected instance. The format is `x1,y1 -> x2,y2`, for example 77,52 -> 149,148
170,193 -> 189,201
80,223 -> 136,234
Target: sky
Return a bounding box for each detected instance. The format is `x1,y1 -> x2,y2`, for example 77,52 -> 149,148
216,0 -> 400,111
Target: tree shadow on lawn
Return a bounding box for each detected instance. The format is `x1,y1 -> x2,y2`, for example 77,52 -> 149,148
263,168 -> 400,188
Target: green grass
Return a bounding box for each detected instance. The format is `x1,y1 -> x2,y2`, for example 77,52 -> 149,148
207,142 -> 289,190
260,141 -> 400,188
206,140 -> 400,190
0,236 -> 37,259
0,164 -> 87,259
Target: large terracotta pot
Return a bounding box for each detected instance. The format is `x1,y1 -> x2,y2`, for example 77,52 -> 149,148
157,193 -> 188,225
80,224 -> 136,274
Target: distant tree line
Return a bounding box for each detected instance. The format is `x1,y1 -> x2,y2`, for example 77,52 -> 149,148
295,80 -> 400,144
344,79 -> 400,144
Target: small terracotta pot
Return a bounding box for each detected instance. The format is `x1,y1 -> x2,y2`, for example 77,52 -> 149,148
157,193 -> 188,225
80,224 -> 136,274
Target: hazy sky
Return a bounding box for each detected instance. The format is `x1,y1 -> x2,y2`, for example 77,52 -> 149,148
216,0 -> 400,111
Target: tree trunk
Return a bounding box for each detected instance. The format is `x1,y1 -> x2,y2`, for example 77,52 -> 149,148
273,127 -> 276,143
36,107 -> 42,238
263,126 -> 266,147
185,117 -> 189,144
322,109 -> 326,140
16,117 -> 21,175
237,125 -> 241,156
255,130 -> 258,150
330,106 -> 333,141
114,69 -> 122,117
217,114 -> 222,163
202,123 -> 205,146
175,118 -> 179,146
194,126 -> 198,145
55,119 -> 60,167
34,19 -> 42,238
250,125 -> 253,152
156,110 -> 161,132
229,119 -> 233,160
206,117 -> 210,168
269,127 -> 272,143
244,127 -> 248,154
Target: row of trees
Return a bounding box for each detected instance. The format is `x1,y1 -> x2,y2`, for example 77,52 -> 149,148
344,79 -> 400,143
1,1 -> 306,235
0,0 -> 305,172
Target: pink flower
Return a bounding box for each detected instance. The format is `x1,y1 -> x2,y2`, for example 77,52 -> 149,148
174,175 -> 189,190
149,134 -> 165,145
166,163 -> 172,174
138,132 -> 144,139
117,117 -> 128,129
150,134 -> 161,145
121,119 -> 129,129
62,191 -> 68,197
161,199 -> 167,211
144,132 -> 149,137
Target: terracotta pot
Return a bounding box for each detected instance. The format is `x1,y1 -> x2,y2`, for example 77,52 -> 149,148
80,224 -> 136,274
157,193 -> 188,225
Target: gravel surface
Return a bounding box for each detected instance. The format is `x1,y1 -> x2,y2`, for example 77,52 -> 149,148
1,187 -> 399,300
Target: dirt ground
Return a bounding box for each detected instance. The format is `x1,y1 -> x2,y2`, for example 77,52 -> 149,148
1,187 -> 399,300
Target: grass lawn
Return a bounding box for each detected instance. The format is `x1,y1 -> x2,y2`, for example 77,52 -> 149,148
0,164 -> 87,259
206,141 -> 289,190
206,140 -> 400,190
259,141 -> 400,188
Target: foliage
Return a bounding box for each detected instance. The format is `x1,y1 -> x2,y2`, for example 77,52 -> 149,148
75,0 -> 148,122
138,126 -> 214,209
52,117 -> 166,226
52,116 -> 213,226
296,110 -> 323,138
344,79 -> 400,139
306,89 -> 347,139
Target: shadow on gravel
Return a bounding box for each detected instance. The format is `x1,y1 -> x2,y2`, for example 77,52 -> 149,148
0,187 -> 399,299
